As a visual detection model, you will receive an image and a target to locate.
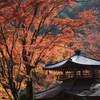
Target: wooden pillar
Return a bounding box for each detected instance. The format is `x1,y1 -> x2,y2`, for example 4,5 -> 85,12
92,68 -> 95,78
63,69 -> 66,76
74,70 -> 76,78
81,70 -> 83,78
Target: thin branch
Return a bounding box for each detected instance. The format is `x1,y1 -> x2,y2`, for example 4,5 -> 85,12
0,26 -> 11,58
4,87 -> 13,100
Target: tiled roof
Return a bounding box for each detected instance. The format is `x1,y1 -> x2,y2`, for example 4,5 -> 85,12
35,79 -> 100,99
43,54 -> 100,70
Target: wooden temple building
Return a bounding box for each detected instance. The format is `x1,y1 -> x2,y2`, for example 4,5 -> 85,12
35,51 -> 100,100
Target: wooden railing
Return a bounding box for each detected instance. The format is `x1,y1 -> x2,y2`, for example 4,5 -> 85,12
56,73 -> 100,81
95,73 -> 100,78
56,75 -> 68,81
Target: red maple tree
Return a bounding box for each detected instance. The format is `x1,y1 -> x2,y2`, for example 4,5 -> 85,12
0,0 -> 99,100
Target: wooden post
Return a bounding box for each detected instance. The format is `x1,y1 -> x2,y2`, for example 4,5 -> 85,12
74,70 -> 76,78
81,69 -> 83,78
92,68 -> 95,78
63,70 -> 66,76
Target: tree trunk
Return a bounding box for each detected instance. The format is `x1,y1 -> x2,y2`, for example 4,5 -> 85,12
9,80 -> 18,100
26,65 -> 33,100
26,78 -> 33,100
11,90 -> 18,100
22,40 -> 33,100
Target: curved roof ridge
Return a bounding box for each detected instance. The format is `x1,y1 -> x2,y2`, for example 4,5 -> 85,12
43,54 -> 100,70
70,55 -> 100,65
43,59 -> 67,69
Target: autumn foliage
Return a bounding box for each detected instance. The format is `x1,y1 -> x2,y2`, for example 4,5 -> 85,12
0,0 -> 100,100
